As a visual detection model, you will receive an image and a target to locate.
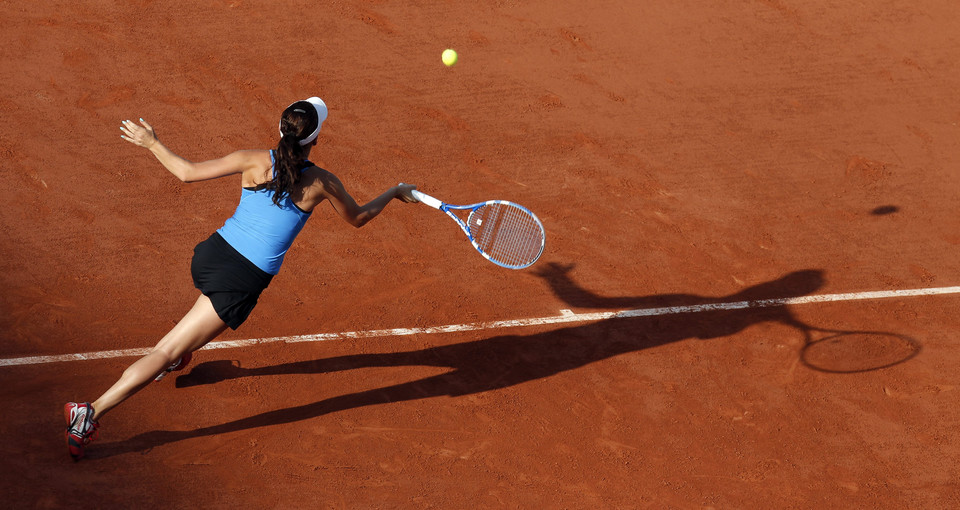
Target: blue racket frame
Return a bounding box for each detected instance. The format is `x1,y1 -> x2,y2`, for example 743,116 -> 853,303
411,189 -> 545,270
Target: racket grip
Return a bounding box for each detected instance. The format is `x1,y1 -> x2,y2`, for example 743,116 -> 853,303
411,189 -> 443,209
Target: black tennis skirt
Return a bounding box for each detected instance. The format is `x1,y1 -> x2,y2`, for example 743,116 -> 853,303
191,232 -> 274,330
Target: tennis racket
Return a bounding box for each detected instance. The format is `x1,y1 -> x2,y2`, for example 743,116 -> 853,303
409,188 -> 545,269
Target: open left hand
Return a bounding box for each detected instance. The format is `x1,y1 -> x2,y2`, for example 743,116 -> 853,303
120,118 -> 158,148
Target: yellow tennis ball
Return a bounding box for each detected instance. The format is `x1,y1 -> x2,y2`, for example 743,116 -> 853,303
442,49 -> 458,67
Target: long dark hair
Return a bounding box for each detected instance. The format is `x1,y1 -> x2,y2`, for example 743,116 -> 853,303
260,101 -> 320,206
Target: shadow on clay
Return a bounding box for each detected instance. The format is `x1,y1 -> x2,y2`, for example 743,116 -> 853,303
92,264 -> 920,458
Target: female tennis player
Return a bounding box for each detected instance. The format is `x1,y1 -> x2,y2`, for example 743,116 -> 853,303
64,97 -> 418,460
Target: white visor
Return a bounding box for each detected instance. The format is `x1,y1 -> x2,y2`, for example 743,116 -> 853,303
279,97 -> 328,146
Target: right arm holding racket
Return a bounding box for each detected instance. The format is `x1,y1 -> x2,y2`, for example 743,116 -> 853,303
316,172 -> 416,228
399,185 -> 546,270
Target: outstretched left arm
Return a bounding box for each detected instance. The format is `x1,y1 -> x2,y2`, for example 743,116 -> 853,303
120,118 -> 259,183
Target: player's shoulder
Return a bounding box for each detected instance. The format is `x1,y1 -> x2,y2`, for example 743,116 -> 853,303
226,149 -> 272,169
298,165 -> 341,206
302,165 -> 340,184
300,163 -> 327,178
234,149 -> 274,183
230,148 -> 271,159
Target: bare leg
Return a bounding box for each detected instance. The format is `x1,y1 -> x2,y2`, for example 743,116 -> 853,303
91,294 -> 228,421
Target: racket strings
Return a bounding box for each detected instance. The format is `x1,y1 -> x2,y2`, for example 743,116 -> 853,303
469,203 -> 544,267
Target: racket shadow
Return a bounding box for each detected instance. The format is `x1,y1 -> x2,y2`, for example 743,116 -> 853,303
92,264 -> 918,458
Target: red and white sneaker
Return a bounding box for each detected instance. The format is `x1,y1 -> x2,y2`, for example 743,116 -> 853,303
155,351 -> 193,381
64,402 -> 99,460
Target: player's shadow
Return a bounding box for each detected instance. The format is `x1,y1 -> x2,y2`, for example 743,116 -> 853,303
91,265 -> 904,458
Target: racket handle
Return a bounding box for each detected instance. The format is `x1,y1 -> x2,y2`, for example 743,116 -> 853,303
411,189 -> 443,209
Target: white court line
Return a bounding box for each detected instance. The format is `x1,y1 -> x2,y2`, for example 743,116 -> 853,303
3,285 -> 960,368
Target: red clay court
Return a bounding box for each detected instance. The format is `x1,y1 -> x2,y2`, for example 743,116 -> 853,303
2,1 -> 959,508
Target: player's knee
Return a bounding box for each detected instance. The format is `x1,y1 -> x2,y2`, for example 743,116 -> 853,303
149,346 -> 183,367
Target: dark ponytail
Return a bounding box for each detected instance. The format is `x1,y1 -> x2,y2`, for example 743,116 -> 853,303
260,101 -> 321,206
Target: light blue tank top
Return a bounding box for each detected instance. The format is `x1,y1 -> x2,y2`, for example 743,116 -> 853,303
216,152 -> 312,275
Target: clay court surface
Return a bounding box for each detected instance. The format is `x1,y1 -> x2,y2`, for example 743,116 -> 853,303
2,0 -> 960,508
